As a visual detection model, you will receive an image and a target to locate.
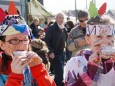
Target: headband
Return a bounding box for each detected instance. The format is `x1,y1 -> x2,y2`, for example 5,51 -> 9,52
86,25 -> 115,35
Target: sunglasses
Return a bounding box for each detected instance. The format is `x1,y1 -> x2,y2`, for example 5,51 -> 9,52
5,39 -> 30,45
79,19 -> 88,22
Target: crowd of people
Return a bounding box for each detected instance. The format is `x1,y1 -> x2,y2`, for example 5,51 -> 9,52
0,1 -> 115,86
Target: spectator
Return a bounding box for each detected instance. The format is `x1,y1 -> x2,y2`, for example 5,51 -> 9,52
44,21 -> 54,33
67,10 -> 89,56
64,14 -> 115,86
45,12 -> 67,86
39,18 -> 46,29
44,21 -> 55,74
0,6 -> 56,86
30,18 -> 40,38
38,28 -> 45,40
65,20 -> 74,33
31,39 -> 50,71
66,16 -> 70,21
65,20 -> 74,61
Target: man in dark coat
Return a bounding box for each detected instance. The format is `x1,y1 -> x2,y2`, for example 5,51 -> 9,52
45,13 -> 67,86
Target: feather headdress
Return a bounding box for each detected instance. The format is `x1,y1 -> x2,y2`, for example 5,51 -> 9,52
88,1 -> 107,18
0,1 -> 30,36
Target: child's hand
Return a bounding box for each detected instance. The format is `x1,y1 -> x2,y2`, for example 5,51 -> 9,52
11,55 -> 29,74
27,51 -> 42,67
89,53 -> 101,64
100,46 -> 115,60
100,53 -> 115,62
49,52 -> 55,59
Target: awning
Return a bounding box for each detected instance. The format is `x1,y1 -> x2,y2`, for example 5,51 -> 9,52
27,0 -> 53,18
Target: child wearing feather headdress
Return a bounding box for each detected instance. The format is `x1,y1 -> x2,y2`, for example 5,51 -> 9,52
64,2 -> 115,86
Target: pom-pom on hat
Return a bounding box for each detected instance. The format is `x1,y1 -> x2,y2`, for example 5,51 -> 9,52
0,1 -> 30,36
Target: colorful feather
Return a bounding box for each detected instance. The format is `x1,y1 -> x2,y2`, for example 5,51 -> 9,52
8,1 -> 18,15
98,3 -> 107,15
88,1 -> 98,18
0,8 -> 7,23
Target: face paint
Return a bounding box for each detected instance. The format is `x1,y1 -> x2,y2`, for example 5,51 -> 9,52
89,35 -> 114,54
93,39 -> 101,46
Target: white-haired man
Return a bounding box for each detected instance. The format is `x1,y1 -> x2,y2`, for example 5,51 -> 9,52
45,13 -> 67,86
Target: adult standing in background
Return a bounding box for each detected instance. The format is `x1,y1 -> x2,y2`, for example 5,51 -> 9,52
45,13 -> 67,86
67,10 -> 89,56
30,18 -> 39,38
65,20 -> 74,61
40,18 -> 46,29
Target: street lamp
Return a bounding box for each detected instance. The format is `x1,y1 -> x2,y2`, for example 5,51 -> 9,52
93,0 -> 96,5
86,0 -> 87,9
75,0 -> 77,19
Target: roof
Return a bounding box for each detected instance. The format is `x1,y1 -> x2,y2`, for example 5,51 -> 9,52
106,10 -> 115,19
63,10 -> 79,17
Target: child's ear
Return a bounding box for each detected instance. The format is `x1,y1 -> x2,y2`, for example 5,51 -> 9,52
0,40 -> 2,47
85,35 -> 90,45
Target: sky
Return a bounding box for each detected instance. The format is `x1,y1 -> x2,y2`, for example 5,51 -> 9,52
44,0 -> 115,14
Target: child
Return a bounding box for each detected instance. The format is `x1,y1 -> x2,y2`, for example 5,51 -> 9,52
38,28 -> 45,40
63,5 -> 115,86
31,39 -> 50,71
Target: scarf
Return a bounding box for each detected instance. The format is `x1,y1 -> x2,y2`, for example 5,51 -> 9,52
23,66 -> 38,86
57,24 -> 65,29
0,74 -> 8,86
